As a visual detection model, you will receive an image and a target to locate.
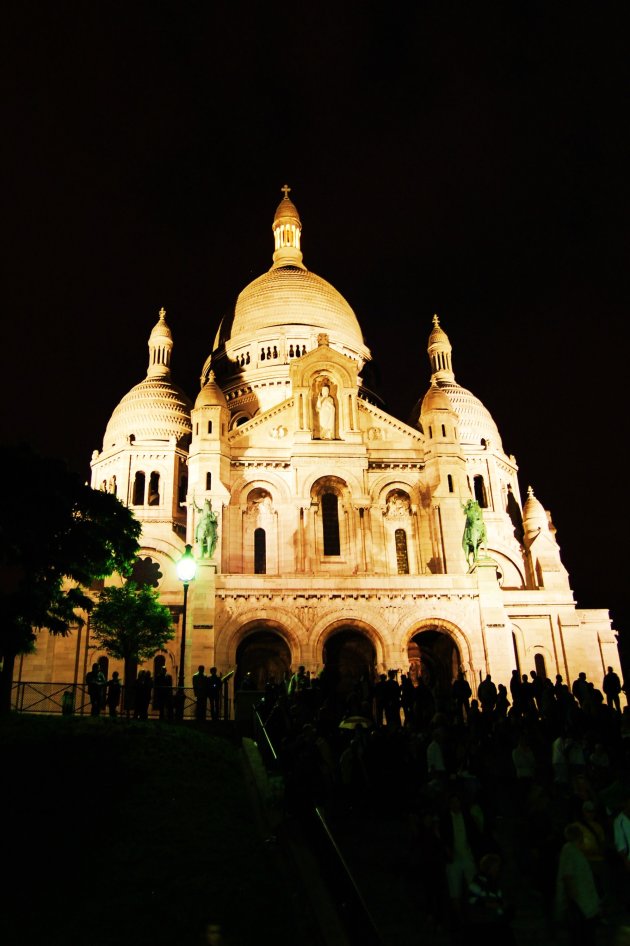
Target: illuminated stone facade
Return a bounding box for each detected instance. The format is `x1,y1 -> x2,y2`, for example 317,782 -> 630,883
22,189 -> 620,703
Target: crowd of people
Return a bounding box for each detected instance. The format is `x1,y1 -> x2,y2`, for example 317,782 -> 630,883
255,663 -> 630,945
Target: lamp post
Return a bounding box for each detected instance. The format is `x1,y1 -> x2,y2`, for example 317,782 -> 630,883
176,543 -> 197,719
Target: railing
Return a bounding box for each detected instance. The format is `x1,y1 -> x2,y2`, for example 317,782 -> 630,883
251,706 -> 385,946
11,682 -> 232,720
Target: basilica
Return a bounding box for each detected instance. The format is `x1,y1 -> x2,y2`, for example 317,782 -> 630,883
23,188 -> 620,703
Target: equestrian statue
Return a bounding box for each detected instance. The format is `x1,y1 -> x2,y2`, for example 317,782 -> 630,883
462,498 -> 487,568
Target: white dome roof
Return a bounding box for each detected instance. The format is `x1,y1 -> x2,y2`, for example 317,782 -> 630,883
436,380 -> 503,449
103,378 -> 192,448
229,265 -> 365,352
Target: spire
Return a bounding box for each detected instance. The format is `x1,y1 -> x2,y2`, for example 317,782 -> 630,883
271,184 -> 305,269
147,307 -> 173,379
427,314 -> 455,383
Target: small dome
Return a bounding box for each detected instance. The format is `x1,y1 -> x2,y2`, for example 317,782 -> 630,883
428,313 -> 449,347
149,307 -> 172,341
273,192 -> 301,227
522,486 -> 548,534
420,382 -> 454,414
436,381 -> 502,448
195,372 -> 227,409
103,378 -> 192,448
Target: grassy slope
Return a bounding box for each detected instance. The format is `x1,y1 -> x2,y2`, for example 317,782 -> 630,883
0,716 -> 298,946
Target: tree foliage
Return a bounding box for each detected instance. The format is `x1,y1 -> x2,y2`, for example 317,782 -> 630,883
0,444 -> 141,710
90,582 -> 174,665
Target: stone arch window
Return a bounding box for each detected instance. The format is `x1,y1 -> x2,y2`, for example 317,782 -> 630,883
473,474 -> 488,508
322,492 -> 341,556
206,472 -> 212,490
148,472 -> 160,506
395,529 -> 409,574
254,528 -> 266,574
441,424 -> 446,437
534,653 -> 547,680
178,470 -> 188,505
132,471 -> 146,505
207,420 -> 213,434
447,474 -> 454,493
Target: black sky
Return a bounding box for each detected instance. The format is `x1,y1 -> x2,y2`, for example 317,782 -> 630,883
3,3 -> 629,635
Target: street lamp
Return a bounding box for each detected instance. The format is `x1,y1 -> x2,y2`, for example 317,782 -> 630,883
176,543 -> 197,718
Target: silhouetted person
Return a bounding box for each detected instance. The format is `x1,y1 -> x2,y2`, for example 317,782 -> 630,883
383,669 -> 401,730
86,662 -> 106,716
156,666 -> 174,720
572,671 -> 589,707
452,670 -> 472,723
603,666 -> 622,713
207,667 -> 222,720
134,670 -> 152,720
478,674 -> 497,715
106,671 -> 121,717
373,673 -> 387,727
192,665 -> 208,721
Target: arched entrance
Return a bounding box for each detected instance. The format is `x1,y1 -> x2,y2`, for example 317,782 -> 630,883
235,629 -> 292,691
408,629 -> 461,710
321,628 -> 376,714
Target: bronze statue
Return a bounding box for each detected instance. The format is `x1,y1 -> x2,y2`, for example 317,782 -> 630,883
194,498 -> 218,559
462,499 -> 487,568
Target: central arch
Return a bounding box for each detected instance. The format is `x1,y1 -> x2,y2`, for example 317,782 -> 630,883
321,627 -> 377,716
408,628 -> 462,711
235,629 -> 292,691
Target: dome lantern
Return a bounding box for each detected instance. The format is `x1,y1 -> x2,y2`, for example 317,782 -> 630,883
147,307 -> 173,379
271,184 -> 305,270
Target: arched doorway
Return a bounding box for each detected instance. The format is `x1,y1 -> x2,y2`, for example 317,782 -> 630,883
321,628 -> 376,715
235,629 -> 292,691
408,629 -> 461,711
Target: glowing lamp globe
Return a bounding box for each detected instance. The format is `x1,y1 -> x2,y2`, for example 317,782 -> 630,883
176,544 -> 197,583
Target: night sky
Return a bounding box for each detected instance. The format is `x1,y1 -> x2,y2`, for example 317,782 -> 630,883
4,4 -> 629,639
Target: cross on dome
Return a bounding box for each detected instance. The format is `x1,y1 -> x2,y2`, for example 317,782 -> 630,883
159,307 -> 166,319
281,184 -> 291,199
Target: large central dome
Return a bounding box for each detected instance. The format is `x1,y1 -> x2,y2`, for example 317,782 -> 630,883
230,265 -> 364,352
203,187 -> 372,416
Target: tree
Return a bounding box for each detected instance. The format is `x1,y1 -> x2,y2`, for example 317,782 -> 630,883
0,444 -> 141,712
89,582 -> 174,708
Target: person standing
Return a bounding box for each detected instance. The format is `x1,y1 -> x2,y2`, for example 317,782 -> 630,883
106,671 -> 122,717
477,674 -> 497,717
156,665 -> 174,721
555,822 -> 601,945
603,666 -> 622,713
207,667 -> 223,721
193,665 -> 208,721
452,670 -> 472,724
383,669 -> 401,730
86,662 -> 106,716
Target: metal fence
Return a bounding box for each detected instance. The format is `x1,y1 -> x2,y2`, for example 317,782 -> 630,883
11,681 -> 232,720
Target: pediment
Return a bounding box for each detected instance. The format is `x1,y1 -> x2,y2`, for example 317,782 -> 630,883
358,399 -> 425,447
227,397 -> 296,447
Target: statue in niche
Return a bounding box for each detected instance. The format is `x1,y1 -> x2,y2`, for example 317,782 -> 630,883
386,491 -> 410,517
194,497 -> 218,559
247,491 -> 272,520
316,383 -> 336,439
